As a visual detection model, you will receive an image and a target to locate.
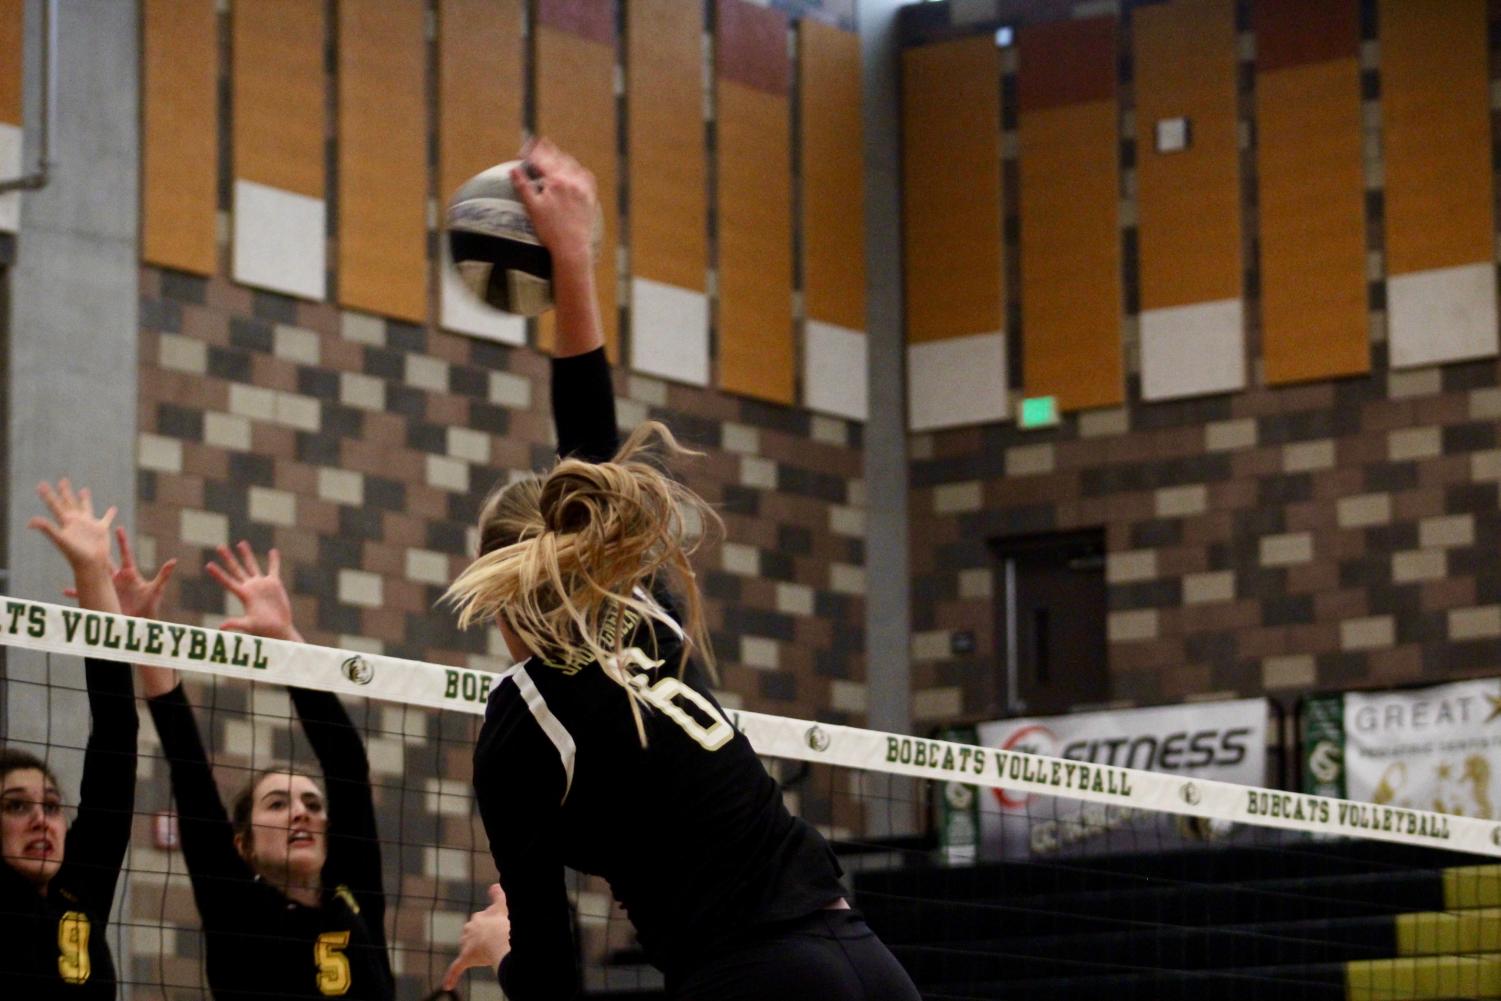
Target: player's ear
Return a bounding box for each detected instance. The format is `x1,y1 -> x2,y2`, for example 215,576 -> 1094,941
233,831 -> 253,863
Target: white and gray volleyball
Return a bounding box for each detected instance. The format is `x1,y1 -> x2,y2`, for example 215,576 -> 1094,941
446,160 -> 554,316
446,159 -> 603,317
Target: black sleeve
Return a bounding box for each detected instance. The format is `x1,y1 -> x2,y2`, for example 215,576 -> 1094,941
474,688 -> 577,1001
147,684 -> 252,923
59,657 -> 139,909
552,347 -> 619,463
290,687 -> 385,927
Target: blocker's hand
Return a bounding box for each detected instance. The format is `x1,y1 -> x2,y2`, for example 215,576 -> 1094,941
65,527 -> 178,620
442,883 -> 512,989
513,138 -> 597,267
205,541 -> 303,643
29,479 -> 116,573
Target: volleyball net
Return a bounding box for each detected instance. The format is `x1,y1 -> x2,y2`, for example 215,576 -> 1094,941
3,597 -> 1501,1000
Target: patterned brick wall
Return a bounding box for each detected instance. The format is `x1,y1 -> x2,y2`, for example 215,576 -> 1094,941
905,0 -> 1501,725
131,262 -> 866,995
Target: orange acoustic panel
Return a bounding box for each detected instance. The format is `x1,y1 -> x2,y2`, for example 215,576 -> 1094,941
800,20 -> 865,333
1133,0 -> 1239,310
716,0 -> 793,405
337,0 -> 428,323
628,0 -> 706,295
1380,0 -> 1492,277
438,0 -> 524,207
233,0 -> 324,198
142,0 -> 218,275
536,12 -> 619,358
1255,0 -> 1367,384
901,36 -> 1002,345
1018,17 -> 1122,412
0,0 -> 20,126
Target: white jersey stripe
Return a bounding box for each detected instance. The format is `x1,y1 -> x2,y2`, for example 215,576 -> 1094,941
510,660 -> 577,804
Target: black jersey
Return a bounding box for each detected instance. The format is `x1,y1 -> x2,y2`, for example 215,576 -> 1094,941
471,348 -> 847,1001
148,684 -> 393,1001
0,657 -> 136,1001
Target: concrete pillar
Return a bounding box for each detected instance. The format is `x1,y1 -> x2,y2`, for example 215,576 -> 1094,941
5,0 -> 139,784
860,0 -> 914,836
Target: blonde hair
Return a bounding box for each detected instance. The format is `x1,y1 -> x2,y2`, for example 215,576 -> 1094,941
446,422 -> 722,737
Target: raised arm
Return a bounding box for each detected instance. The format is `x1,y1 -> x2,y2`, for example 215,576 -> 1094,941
206,542 -> 385,911
513,140 -> 620,462
28,481 -> 138,907
146,682 -> 252,924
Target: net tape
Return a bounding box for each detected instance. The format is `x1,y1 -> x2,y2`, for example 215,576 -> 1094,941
2,594 -> 1494,857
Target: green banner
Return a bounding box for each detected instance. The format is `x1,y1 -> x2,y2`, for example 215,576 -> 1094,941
935,726 -> 980,863
1302,694 -> 1346,800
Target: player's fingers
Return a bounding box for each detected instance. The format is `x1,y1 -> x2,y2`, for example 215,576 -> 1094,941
36,481 -> 64,520
205,562 -> 247,599
62,588 -> 77,599
58,478 -> 79,510
268,548 -> 281,578
27,517 -> 61,546
79,486 -> 96,517
511,166 -> 542,215
216,544 -> 248,580
116,527 -> 136,569
150,559 -> 179,591
100,506 -> 117,532
238,540 -> 263,578
441,956 -> 467,991
219,618 -> 249,634
488,883 -> 506,907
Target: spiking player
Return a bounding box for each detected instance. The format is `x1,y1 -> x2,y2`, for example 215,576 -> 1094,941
440,141 -> 920,1001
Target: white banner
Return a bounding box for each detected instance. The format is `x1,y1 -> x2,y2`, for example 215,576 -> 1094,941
976,699 -> 1270,858
1343,678 -> 1501,821
2,596 -> 1498,857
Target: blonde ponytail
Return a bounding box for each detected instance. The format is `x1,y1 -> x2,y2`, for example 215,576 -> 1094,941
446,422 -> 722,738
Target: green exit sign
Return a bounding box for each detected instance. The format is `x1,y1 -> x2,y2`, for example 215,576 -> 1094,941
1018,396 -> 1059,429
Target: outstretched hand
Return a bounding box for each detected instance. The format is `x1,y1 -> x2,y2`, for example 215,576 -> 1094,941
28,479 -> 115,572
442,883 -> 512,990
205,541 -> 303,643
64,527 -> 178,620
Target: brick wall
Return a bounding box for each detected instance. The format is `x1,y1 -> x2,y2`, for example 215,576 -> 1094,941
906,0 -> 1501,725
132,264 -> 866,994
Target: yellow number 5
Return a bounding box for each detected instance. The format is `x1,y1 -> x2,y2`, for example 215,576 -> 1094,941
57,911 -> 92,984
315,930 -> 351,996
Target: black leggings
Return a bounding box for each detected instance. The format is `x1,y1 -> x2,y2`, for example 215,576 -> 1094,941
670,910 -> 921,1001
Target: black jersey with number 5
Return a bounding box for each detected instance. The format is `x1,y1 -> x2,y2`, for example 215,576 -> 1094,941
471,349 -> 847,1001
148,684 -> 393,1000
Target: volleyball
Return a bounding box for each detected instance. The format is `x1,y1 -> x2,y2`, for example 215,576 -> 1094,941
445,159 -> 602,317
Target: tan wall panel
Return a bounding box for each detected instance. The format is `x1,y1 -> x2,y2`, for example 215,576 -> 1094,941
800,20 -> 865,331
1133,0 -> 1239,309
1020,100 -> 1122,411
0,0 -> 21,125
1381,0 -> 1493,275
537,24 -> 619,358
233,0 -> 323,197
628,0 -> 706,293
438,0 -> 524,206
1257,59 -> 1368,384
142,0 -> 218,275
718,82 -> 794,404
337,0 -> 428,322
901,36 -> 1002,344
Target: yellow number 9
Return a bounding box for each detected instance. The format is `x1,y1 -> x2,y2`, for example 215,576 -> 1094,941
315,930 -> 351,996
57,911 -> 92,984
